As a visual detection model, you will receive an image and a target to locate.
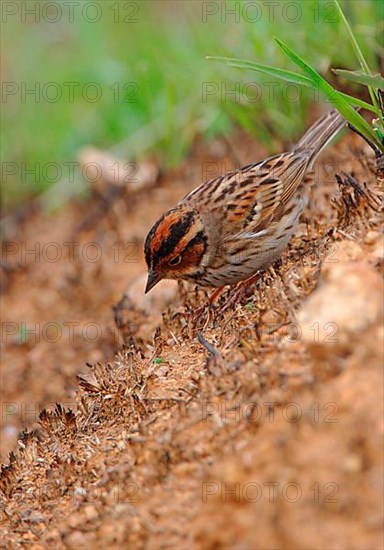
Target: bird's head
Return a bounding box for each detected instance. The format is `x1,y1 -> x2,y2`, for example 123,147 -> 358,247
144,207 -> 207,292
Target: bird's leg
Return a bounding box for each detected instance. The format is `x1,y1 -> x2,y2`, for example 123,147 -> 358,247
192,286 -> 226,323
208,286 -> 226,304
219,273 -> 260,312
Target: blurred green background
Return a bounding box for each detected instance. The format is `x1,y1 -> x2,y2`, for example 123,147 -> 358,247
1,0 -> 382,210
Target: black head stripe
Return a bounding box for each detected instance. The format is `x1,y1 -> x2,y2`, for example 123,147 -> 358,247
144,215 -> 164,267
145,211 -> 196,269
154,211 -> 195,264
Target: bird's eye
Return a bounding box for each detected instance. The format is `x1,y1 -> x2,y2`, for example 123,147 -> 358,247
169,255 -> 182,266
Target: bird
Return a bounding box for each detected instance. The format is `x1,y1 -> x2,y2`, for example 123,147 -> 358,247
144,110 -> 345,294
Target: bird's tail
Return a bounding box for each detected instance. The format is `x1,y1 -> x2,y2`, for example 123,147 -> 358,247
295,109 -> 346,167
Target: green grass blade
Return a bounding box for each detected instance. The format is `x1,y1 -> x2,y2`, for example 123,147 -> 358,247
338,93 -> 377,113
334,0 -> 371,74
206,56 -> 313,87
333,69 -> 384,89
274,37 -> 381,149
334,0 -> 379,111
208,56 -> 375,113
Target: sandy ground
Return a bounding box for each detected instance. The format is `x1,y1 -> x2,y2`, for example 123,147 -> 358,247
1,127 -> 383,549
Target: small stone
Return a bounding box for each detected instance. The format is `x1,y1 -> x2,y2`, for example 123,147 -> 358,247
297,260 -> 384,353
83,505 -> 99,522
78,147 -> 158,190
154,365 -> 169,377
342,454 -> 363,473
261,310 -> 281,325
364,230 -> 380,245
369,236 -> 384,263
323,240 -> 364,273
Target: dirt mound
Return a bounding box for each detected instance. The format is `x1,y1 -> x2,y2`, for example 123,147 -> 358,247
1,131 -> 383,549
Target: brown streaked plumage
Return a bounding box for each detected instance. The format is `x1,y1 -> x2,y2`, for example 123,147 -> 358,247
144,110 -> 346,292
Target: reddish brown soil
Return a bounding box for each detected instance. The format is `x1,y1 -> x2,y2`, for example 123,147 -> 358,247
1,128 -> 383,549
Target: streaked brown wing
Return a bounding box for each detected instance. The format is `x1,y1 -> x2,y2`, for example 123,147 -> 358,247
189,151 -> 309,240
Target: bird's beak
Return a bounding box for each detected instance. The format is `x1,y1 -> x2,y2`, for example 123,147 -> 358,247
145,269 -> 161,293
